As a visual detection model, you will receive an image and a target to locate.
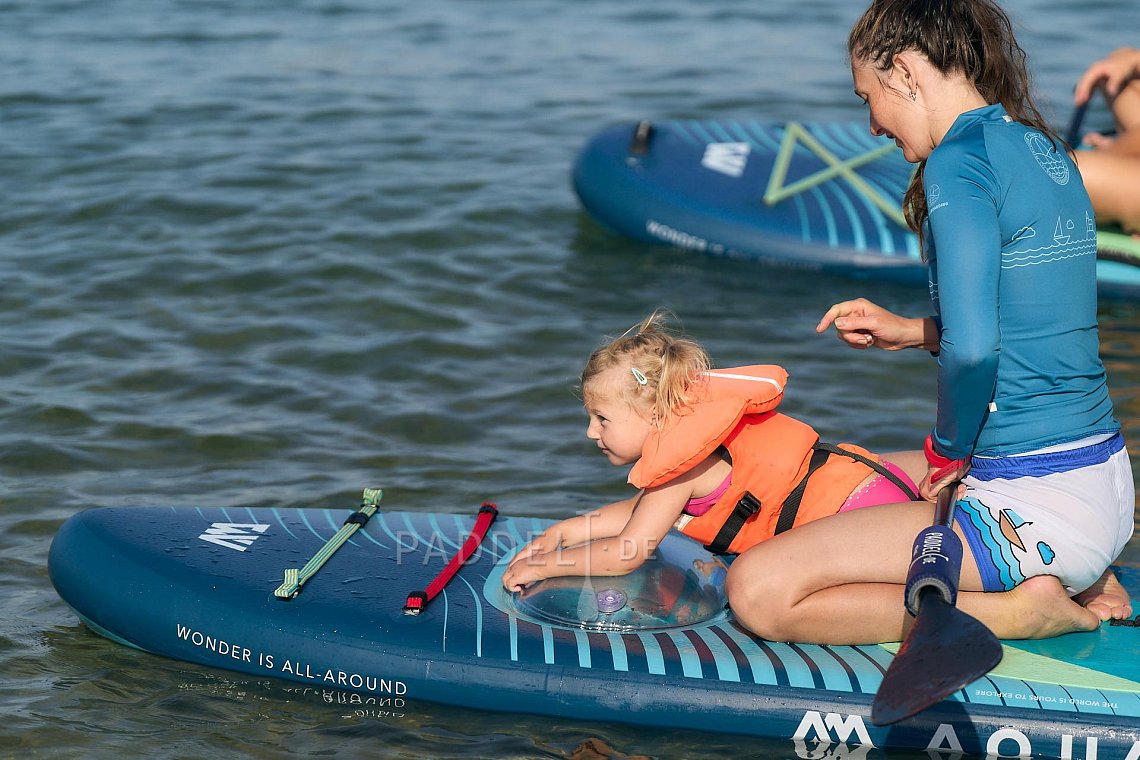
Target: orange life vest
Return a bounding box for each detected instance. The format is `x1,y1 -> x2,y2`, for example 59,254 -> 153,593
628,365 -> 885,554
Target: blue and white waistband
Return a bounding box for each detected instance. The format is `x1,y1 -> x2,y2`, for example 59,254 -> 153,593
968,432 -> 1125,482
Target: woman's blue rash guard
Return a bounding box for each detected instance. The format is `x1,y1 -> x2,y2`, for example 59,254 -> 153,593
923,104 -> 1119,459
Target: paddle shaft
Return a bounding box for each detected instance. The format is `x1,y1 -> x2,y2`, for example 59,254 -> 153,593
931,479 -> 958,527
1066,100 -> 1089,148
903,482 -> 964,616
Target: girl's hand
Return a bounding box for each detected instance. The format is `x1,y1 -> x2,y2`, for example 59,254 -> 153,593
512,527 -> 561,563
502,528 -> 562,592
501,552 -> 550,593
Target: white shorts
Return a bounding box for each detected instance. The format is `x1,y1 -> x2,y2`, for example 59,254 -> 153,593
954,432 -> 1135,594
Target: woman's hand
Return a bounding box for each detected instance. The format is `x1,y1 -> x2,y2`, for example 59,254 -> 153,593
816,298 -> 934,352
918,461 -> 971,502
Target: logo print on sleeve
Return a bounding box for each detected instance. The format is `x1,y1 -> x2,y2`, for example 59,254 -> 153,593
927,183 -> 949,213
1024,131 -> 1069,185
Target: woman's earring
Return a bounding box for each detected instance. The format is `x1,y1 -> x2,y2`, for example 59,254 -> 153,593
909,89 -> 917,101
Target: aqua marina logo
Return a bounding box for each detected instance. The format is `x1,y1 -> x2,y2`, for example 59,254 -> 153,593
198,522 -> 270,551
701,142 -> 751,177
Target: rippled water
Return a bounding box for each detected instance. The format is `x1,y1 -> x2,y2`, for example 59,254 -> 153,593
4,1 -> 1140,757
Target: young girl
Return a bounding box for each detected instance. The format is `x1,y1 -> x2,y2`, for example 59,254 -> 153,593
726,0 -> 1133,645
501,312 -> 922,593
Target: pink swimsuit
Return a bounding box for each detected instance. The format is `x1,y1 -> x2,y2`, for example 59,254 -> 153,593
683,474 -> 732,516
837,459 -> 918,511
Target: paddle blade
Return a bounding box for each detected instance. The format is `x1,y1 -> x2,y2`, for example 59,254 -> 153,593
871,596 -> 1003,726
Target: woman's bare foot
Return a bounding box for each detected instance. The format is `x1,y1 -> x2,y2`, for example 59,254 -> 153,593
970,575 -> 1101,639
1073,568 -> 1133,621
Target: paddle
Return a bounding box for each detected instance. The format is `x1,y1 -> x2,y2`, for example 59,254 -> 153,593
1065,100 -> 1089,148
870,481 -> 1003,726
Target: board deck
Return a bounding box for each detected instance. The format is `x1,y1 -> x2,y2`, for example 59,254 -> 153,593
571,119 -> 1140,299
49,501 -> 1140,758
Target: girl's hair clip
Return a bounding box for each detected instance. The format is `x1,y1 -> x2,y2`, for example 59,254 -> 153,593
630,368 -> 649,386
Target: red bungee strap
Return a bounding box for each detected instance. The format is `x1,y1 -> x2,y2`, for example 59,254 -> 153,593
403,502 -> 498,615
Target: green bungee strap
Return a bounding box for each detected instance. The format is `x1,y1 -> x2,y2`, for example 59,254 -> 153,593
763,121 -> 910,229
274,487 -> 383,600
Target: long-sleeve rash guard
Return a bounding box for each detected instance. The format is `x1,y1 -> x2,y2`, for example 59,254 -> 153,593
923,104 -> 1118,458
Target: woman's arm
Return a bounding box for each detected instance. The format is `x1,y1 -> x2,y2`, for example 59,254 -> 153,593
922,141 -> 1002,460
816,298 -> 939,352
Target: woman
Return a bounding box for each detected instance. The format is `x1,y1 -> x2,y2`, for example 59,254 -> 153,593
725,0 -> 1134,645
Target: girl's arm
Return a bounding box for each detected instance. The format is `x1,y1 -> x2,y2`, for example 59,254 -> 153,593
501,477 -> 695,592
508,495 -> 638,564
558,496 -> 641,547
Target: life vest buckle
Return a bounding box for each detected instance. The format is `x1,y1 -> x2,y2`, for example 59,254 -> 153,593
704,491 -> 762,555
735,491 -> 761,518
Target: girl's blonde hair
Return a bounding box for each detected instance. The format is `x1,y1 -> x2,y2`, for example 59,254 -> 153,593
847,0 -> 1061,252
580,310 -> 710,426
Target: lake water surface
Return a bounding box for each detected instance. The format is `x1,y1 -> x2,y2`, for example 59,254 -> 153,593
3,1 -> 1140,757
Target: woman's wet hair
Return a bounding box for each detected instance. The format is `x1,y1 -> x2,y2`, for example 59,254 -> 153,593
848,0 -> 1062,249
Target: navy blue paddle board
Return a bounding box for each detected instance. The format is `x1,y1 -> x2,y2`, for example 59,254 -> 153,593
49,496 -> 1140,758
571,119 -> 1140,299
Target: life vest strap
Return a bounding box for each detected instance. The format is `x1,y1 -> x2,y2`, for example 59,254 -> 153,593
776,443 -> 921,537
814,442 -> 920,501
774,446 -> 833,535
701,442 -> 921,555
704,491 -> 761,555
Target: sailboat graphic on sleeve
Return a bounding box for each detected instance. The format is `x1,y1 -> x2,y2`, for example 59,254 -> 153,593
1002,213 -> 1097,269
